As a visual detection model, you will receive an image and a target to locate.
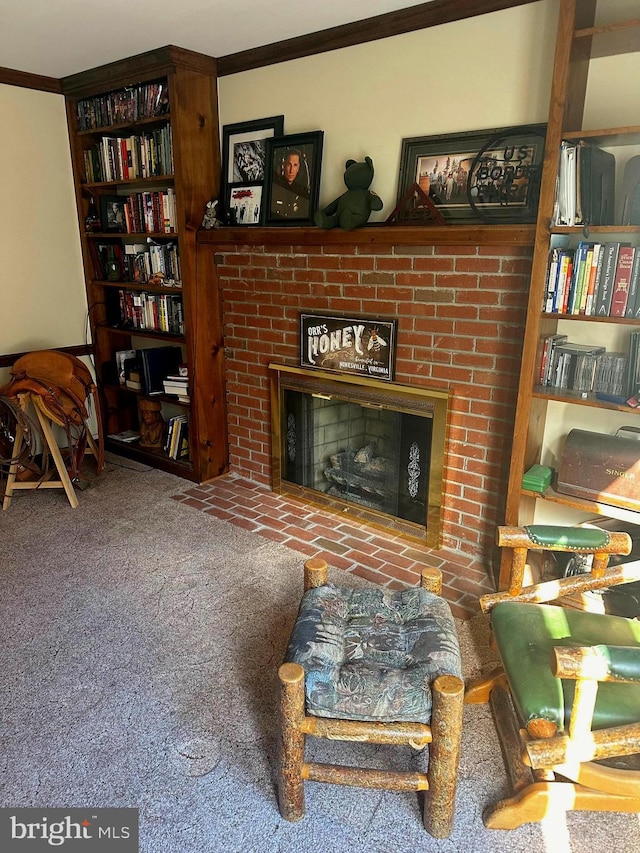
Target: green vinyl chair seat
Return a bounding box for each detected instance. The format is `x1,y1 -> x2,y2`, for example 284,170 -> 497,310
524,525 -> 610,551
492,601 -> 640,732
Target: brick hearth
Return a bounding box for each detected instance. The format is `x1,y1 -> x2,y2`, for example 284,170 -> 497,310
171,473 -> 495,620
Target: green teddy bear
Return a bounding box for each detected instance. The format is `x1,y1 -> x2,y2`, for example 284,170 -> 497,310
315,156 -> 383,230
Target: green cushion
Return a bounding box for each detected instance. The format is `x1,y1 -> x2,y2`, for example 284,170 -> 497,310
493,602 -> 640,732
524,525 -> 610,551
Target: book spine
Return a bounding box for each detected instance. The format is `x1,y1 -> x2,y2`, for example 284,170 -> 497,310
609,246 -> 635,317
629,250 -> 640,319
584,243 -> 602,316
595,243 -> 621,316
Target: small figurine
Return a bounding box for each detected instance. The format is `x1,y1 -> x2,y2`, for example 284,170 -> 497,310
201,199 -> 223,229
139,399 -> 165,449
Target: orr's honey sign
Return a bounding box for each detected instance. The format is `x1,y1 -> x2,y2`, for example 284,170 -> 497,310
300,313 -> 397,381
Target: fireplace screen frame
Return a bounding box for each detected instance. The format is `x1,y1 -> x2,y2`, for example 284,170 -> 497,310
269,363 -> 449,547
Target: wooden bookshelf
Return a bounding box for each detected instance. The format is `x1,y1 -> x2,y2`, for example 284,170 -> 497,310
62,46 -> 227,482
500,0 -> 640,587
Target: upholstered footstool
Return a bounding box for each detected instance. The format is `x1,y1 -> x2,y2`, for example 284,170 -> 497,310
277,558 -> 464,838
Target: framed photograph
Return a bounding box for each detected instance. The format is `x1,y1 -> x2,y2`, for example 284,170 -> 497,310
221,115 -> 284,225
227,184 -> 263,225
300,313 -> 397,382
100,194 -> 127,232
264,131 -> 324,226
395,124 -> 546,224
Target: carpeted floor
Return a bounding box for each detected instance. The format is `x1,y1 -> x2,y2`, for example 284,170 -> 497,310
1,454 -> 639,852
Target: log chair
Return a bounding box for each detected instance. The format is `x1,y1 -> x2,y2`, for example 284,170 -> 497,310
466,525 -> 640,830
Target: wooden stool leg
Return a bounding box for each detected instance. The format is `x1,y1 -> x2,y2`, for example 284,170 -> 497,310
2,421 -> 25,511
424,674 -> 465,838
35,408 -> 78,508
304,558 -> 328,591
278,662 -> 307,822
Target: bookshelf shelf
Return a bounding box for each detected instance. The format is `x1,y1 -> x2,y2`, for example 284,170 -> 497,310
77,114 -> 172,137
541,312 -> 640,324
83,176 -> 175,189
523,486 -> 640,525
562,127 -> 640,146
532,387 -> 640,413
63,46 -> 227,483
501,0 -> 640,589
574,17 -> 640,58
97,325 -> 186,344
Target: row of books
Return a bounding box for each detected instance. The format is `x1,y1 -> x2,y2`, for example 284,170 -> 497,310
539,334 -> 640,399
165,415 -> 189,460
162,372 -> 190,403
75,81 -> 169,131
117,289 -> 185,336
91,241 -> 181,286
552,140 -> 615,227
543,242 -> 640,318
83,126 -> 174,183
121,189 -> 177,235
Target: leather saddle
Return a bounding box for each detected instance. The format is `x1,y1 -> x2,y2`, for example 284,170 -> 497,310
0,350 -> 105,478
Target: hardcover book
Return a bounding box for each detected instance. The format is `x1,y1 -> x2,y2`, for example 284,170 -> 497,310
609,246 -> 636,317
595,243 -> 625,316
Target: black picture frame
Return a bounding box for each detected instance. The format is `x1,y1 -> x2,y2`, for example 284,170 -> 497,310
396,124 -> 546,224
100,194 -> 127,233
300,313 -> 397,382
263,131 -> 324,226
221,115 -> 284,225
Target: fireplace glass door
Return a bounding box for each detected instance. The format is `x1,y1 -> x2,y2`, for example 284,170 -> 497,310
283,390 -> 433,527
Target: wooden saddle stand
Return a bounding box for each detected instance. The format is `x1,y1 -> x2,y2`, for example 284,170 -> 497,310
0,350 -> 105,510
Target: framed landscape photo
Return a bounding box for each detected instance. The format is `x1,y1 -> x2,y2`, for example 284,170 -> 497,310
395,124 -> 546,224
221,115 -> 284,225
100,194 -> 127,232
263,131 -> 324,226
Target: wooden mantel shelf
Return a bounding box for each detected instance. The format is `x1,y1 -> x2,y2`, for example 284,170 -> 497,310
197,223 -> 536,248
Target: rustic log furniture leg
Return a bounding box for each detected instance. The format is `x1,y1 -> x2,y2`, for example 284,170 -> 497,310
303,557 -> 329,591
424,674 -> 465,838
278,662 -> 307,822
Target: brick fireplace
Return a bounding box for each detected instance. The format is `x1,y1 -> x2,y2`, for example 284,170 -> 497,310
199,225 -> 533,566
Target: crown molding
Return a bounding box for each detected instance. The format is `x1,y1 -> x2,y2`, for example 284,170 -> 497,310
217,0 -> 537,76
0,66 -> 62,93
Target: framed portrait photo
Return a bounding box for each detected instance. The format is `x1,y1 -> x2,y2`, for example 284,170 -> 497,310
100,194 -> 127,233
263,131 -> 324,226
395,124 -> 546,225
221,115 -> 284,225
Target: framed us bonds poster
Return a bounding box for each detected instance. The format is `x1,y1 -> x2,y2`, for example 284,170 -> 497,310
300,313 -> 397,381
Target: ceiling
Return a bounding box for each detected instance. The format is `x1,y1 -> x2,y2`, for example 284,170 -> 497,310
1,0 -> 435,80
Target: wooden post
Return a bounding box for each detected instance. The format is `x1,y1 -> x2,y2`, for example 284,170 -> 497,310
304,557 -> 328,591
278,662 -> 307,822
424,674 -> 464,838
420,567 -> 442,595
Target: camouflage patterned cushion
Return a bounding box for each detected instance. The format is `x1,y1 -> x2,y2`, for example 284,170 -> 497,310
285,584 -> 461,722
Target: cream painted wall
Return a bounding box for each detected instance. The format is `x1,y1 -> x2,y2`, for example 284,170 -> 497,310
0,84 -> 87,371
218,1 -> 559,220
